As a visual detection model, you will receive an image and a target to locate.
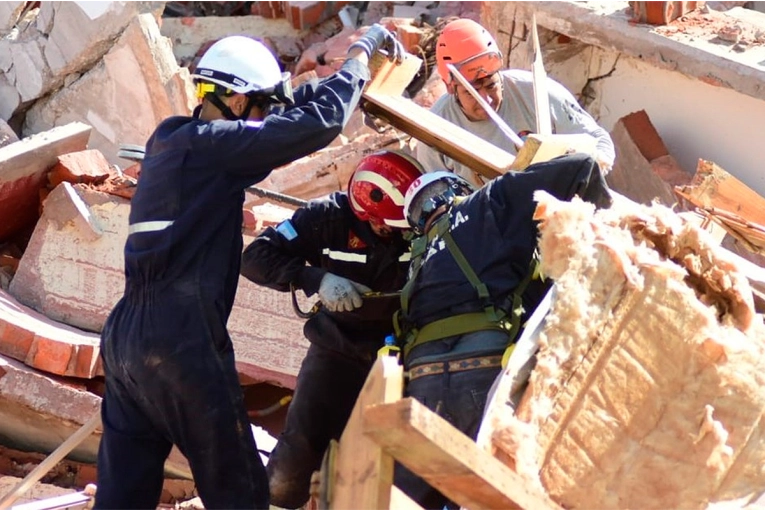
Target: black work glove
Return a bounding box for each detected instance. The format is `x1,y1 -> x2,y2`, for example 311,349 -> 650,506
348,23 -> 404,63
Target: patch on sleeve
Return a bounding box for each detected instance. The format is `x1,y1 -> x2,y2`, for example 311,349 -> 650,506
276,220 -> 298,241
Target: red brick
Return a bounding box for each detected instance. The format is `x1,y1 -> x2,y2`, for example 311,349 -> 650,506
48,149 -> 112,189
0,289 -> 101,378
29,337 -> 73,375
286,1 -> 348,30
0,320 -> 35,361
396,23 -> 424,53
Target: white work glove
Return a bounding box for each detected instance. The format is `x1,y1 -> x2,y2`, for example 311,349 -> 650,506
318,273 -> 372,312
348,23 -> 404,63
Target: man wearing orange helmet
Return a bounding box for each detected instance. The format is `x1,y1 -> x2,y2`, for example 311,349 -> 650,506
240,150 -> 424,509
417,18 -> 615,187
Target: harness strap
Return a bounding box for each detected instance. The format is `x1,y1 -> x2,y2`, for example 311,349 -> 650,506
402,311 -> 509,358
395,205 -> 541,362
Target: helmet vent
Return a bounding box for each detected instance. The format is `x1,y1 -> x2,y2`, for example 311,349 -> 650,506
370,189 -> 384,202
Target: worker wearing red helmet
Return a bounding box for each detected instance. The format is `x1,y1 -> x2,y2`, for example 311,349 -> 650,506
240,149 -> 424,509
417,18 -> 615,187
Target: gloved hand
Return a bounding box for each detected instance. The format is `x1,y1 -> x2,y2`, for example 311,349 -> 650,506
348,24 -> 404,63
318,273 -> 372,312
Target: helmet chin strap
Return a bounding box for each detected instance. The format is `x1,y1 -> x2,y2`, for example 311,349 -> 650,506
207,94 -> 257,121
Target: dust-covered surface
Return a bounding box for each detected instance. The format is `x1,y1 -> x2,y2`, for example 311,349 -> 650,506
491,192 -> 765,509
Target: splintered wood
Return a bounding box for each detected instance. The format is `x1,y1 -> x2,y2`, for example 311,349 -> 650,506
486,193 -> 765,509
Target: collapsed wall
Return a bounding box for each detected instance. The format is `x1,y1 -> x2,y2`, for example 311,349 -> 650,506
492,192 -> 765,509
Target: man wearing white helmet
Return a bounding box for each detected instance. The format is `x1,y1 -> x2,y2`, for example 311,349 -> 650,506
95,28 -> 404,509
417,18 -> 615,188
393,153 -> 613,508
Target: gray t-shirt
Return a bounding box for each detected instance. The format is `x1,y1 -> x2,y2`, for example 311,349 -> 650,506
416,69 -> 615,187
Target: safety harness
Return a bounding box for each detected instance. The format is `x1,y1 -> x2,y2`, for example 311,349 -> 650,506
393,208 -> 538,360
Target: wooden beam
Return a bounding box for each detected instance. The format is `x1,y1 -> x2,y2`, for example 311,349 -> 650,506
363,397 -> 561,510
330,356 -> 404,509
677,159 -> 765,227
362,93 -> 514,179
509,133 -> 597,172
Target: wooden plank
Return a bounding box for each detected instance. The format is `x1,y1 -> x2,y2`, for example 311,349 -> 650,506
677,159 -> 765,227
509,133 -> 598,172
330,356 -> 403,509
362,93 -> 514,179
365,52 -> 423,96
363,397 -> 561,510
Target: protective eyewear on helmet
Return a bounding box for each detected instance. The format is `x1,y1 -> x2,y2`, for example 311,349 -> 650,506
454,50 -> 502,82
194,81 -> 233,100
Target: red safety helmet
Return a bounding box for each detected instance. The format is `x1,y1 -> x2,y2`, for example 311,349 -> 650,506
436,19 -> 503,85
348,150 -> 425,228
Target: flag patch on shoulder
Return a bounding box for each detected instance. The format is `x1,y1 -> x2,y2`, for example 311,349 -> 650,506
276,220 -> 298,241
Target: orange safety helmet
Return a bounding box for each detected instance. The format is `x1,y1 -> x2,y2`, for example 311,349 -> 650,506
436,19 -> 503,85
348,150 -> 425,228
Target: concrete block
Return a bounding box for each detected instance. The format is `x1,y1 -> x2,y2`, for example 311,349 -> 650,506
0,122 -> 91,243
9,185 -> 129,332
9,39 -> 49,102
9,184 -> 307,389
24,13 -> 195,166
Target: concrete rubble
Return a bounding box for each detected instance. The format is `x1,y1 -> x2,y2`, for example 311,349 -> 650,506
0,0 -> 763,507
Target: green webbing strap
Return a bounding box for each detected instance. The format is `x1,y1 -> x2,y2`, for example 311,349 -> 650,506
438,224 -> 498,322
402,311 -> 508,358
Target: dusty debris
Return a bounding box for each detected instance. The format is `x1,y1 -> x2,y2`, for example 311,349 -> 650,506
655,8 -> 765,47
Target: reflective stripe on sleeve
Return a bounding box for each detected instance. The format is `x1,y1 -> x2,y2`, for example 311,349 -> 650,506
321,248 -> 367,263
128,220 -> 174,235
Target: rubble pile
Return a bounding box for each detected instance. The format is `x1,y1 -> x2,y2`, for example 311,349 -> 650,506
0,0 -> 472,504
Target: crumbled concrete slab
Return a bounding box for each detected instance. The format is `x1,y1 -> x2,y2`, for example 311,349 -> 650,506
0,354 -> 192,478
160,15 -> 299,65
0,122 -> 91,243
9,184 -> 128,332
257,131 -> 408,200
0,2 -> 163,117
23,12 -> 195,166
9,183 -> 307,388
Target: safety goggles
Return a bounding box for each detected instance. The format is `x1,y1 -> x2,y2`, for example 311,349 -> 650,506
195,81 -> 233,100
453,50 -> 503,83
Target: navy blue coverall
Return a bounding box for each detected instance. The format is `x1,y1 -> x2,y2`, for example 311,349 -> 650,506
241,192 -> 410,509
395,154 -> 612,508
95,59 -> 369,510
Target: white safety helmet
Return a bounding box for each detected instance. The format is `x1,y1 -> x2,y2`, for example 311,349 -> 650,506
192,35 -> 285,95
404,171 -> 475,234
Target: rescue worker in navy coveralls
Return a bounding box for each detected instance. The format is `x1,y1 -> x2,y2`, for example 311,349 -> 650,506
95,27 -> 405,509
393,153 -> 613,508
240,150 -> 424,509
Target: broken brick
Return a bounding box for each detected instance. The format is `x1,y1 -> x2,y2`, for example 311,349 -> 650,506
48,149 -> 112,189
